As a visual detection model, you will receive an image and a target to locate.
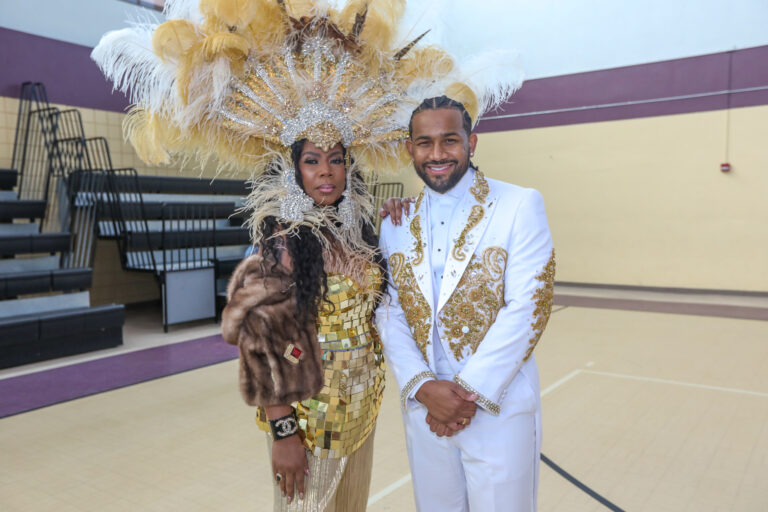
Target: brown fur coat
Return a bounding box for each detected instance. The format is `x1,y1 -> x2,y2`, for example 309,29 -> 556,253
221,255 -> 324,407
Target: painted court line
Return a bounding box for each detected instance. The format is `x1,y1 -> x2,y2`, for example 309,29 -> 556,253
582,369 -> 768,398
541,369 -> 583,397
367,474 -> 412,506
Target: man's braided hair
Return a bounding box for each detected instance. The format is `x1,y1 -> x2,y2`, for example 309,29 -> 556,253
408,95 -> 473,137
408,95 -> 479,171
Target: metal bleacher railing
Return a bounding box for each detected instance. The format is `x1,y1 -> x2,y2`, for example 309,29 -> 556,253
1,82 -> 124,369
371,181 -> 405,234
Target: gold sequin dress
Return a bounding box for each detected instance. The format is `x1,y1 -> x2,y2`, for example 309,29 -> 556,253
258,268 -> 386,511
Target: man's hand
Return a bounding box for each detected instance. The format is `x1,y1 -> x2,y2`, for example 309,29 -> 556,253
379,197 -> 415,226
415,380 -> 478,425
426,412 -> 472,437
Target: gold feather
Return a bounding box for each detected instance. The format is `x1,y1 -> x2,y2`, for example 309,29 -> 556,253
176,41 -> 206,104
341,0 -> 405,52
200,0 -> 260,29
396,46 -> 454,86
243,0 -> 289,51
201,32 -> 250,60
124,108 -> 173,165
152,19 -> 199,62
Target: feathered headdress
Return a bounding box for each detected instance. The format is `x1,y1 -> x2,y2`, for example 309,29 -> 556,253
92,0 -> 523,251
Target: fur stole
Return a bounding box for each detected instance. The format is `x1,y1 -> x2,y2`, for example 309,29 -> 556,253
221,254 -> 324,407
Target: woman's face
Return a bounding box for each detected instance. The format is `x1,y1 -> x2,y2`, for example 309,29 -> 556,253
297,141 -> 347,205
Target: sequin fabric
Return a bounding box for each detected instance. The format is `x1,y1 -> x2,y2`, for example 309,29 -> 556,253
257,268 -> 385,459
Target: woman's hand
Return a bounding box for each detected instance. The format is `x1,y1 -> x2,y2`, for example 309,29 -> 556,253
272,434 -> 309,504
265,405 -> 307,504
379,197 -> 415,226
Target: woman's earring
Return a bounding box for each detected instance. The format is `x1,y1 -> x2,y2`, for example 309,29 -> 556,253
280,166 -> 314,222
337,167 -> 355,229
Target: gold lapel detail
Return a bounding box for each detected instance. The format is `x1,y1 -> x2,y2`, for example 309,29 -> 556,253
470,170 -> 490,203
410,215 -> 425,266
524,249 -> 556,362
390,252 -> 432,363
413,190 -> 425,213
451,205 -> 485,261
441,246 -> 508,360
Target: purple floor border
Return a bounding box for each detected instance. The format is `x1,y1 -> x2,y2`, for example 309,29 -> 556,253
0,335 -> 237,419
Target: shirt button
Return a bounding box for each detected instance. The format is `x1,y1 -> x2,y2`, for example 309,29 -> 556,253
437,248 -> 441,252
441,221 -> 445,225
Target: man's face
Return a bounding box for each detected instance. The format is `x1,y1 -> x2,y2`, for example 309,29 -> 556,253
406,108 -> 478,193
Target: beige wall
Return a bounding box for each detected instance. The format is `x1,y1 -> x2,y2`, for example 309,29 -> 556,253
474,106 -> 768,291
4,94 -> 766,297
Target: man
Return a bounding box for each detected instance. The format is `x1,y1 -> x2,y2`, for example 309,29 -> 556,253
376,95 -> 555,511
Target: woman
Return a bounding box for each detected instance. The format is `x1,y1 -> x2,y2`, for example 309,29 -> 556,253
222,138 -> 387,511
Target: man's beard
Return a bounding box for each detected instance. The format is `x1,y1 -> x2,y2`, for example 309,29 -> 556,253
414,154 -> 471,194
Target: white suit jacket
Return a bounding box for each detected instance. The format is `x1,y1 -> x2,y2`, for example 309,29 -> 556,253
376,170 -> 555,415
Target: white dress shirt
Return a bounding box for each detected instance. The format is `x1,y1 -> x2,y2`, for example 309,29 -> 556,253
425,168 -> 475,379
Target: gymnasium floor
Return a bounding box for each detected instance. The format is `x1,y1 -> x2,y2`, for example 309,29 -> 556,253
1,288 -> 767,511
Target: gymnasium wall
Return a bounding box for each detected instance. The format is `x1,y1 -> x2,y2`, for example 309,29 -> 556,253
469,46 -> 768,292
1,1 -> 768,299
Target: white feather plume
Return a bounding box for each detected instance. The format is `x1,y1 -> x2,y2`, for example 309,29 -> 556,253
90,25 -> 177,114
395,0 -> 524,118
457,49 -> 524,116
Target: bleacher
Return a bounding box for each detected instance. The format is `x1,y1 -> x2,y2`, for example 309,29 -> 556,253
101,168 -> 251,331
0,83 -> 124,368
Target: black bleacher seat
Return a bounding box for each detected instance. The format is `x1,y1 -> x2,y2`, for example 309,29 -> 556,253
0,268 -> 92,299
0,304 -> 125,369
125,201 -> 236,220
0,233 -> 70,256
124,227 -> 249,252
109,174 -> 248,196
0,169 -> 17,190
0,200 -> 47,221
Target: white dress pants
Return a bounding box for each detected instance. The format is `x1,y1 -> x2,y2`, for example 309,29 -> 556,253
403,368 -> 541,512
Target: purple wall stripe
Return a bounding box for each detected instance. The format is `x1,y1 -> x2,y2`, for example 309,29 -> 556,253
0,27 -> 129,112
0,334 -> 237,419
476,45 -> 768,132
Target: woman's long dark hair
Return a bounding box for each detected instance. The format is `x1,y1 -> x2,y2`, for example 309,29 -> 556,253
258,139 -> 386,323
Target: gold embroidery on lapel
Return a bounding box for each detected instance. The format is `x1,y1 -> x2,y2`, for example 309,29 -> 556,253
390,252 -> 431,363
470,170 -> 490,203
410,215 -> 424,266
451,205 -> 484,261
413,190 -> 424,213
524,249 -> 556,361
440,246 -> 508,360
